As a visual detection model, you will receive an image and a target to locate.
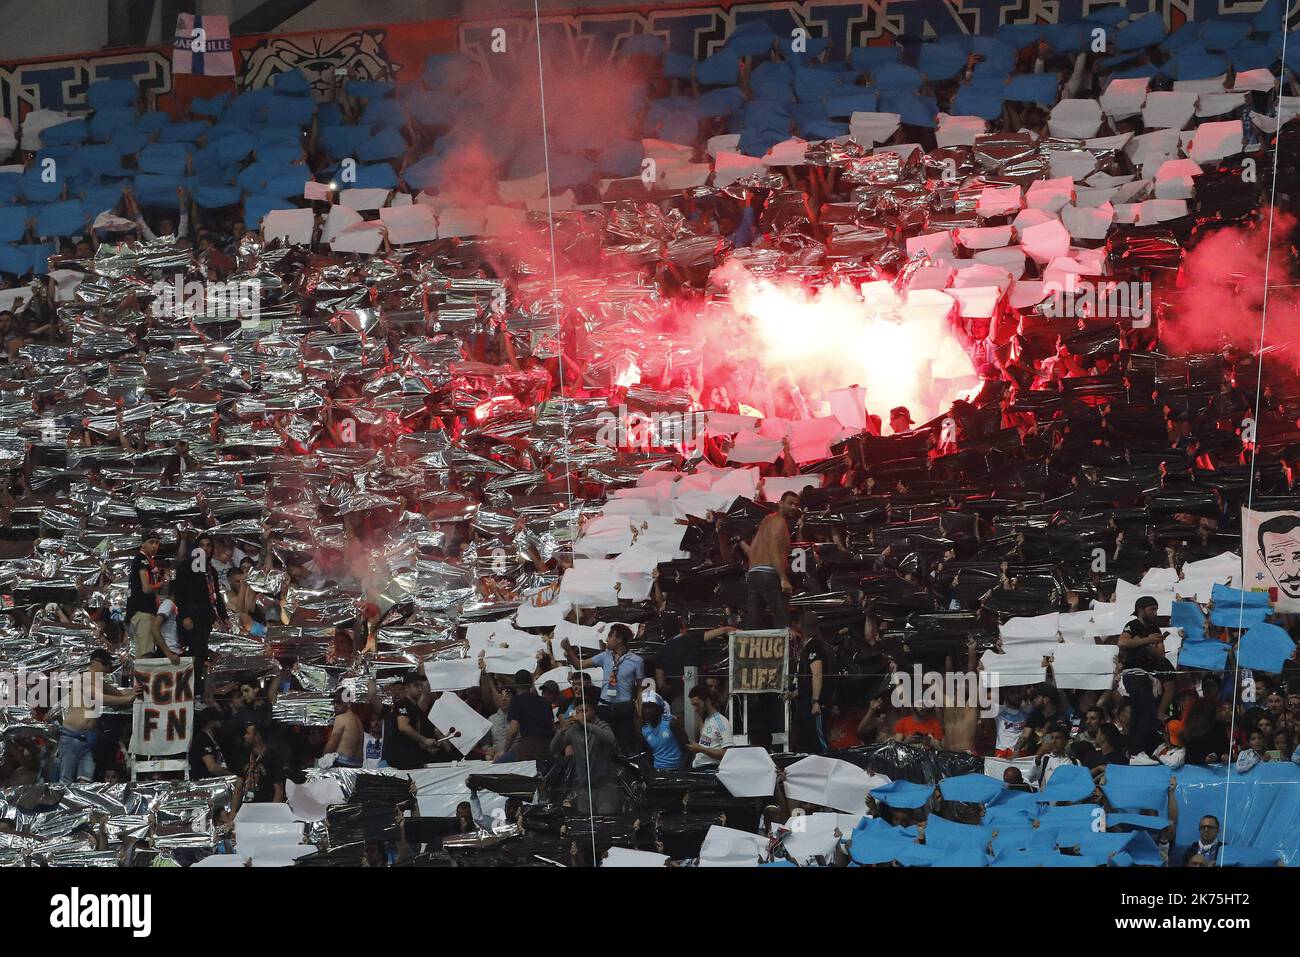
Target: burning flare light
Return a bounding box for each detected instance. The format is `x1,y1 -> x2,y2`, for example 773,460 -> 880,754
715,262 -> 980,432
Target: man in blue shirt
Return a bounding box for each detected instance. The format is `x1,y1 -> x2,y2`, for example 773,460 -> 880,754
562,623 -> 644,755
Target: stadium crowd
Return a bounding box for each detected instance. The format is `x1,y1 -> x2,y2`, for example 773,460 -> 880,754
0,4 -> 1299,867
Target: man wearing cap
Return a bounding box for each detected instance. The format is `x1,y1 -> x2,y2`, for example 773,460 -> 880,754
190,707 -> 230,780
889,406 -> 914,435
125,530 -> 166,659
539,679 -> 564,720
635,688 -> 688,770
1153,719 -> 1186,769
382,672 -> 442,770
57,650 -> 141,784
1119,596 -> 1173,757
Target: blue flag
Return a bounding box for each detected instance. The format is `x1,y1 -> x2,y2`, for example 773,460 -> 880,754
192,185 -> 241,209
1171,601 -> 1206,639
872,62 -> 923,93
357,128 -> 407,162
1199,19 -> 1252,52
1004,73 -> 1061,107
87,78 -> 137,110
160,121 -> 209,144
22,243 -> 55,276
849,46 -> 900,73
34,200 -> 86,237
41,119 -> 89,147
1238,622 -> 1296,673
696,86 -> 746,118
189,92 -> 231,117
794,67 -> 849,102
953,82 -> 1005,121
80,185 -> 123,217
1115,12 -> 1166,51
0,243 -> 31,275
726,20 -> 777,57
1177,638 -> 1229,671
941,774 -> 998,806
138,143 -> 189,177
1210,604 -> 1268,629
1212,583 -> 1270,608
1036,765 -> 1095,804
696,47 -> 741,85
879,90 -> 938,128
870,779 -> 934,809
318,125 -> 369,162
918,41 -> 968,81
824,89 -> 879,118
0,206 -> 29,242
924,814 -> 994,851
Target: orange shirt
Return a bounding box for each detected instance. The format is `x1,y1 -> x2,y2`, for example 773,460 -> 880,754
895,715 -> 944,740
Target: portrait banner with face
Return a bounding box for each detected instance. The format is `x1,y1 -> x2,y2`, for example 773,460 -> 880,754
1242,507 -> 1300,612
130,657 -> 196,756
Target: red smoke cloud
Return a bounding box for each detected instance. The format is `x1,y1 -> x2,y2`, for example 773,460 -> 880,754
1167,210 -> 1300,363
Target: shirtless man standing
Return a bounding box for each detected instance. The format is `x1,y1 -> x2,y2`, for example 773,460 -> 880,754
322,690 -> 364,768
741,491 -> 800,629
57,650 -> 141,784
225,565 -> 256,632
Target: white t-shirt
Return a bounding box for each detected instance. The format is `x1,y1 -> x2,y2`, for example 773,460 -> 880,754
1032,752 -> 1077,786
156,598 -> 180,654
211,549 -> 248,589
693,711 -> 733,767
995,704 -> 1031,752
363,729 -> 384,769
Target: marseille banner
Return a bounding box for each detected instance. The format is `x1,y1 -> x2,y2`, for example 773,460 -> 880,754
172,14 -> 236,76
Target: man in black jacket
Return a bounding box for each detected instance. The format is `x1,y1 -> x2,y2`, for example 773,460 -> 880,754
172,530 -> 228,698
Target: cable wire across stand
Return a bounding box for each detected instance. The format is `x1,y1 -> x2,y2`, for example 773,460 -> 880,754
1221,8 -> 1292,852
528,0 -> 599,865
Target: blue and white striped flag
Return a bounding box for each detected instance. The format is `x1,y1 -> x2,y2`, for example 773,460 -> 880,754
172,14 -> 235,77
